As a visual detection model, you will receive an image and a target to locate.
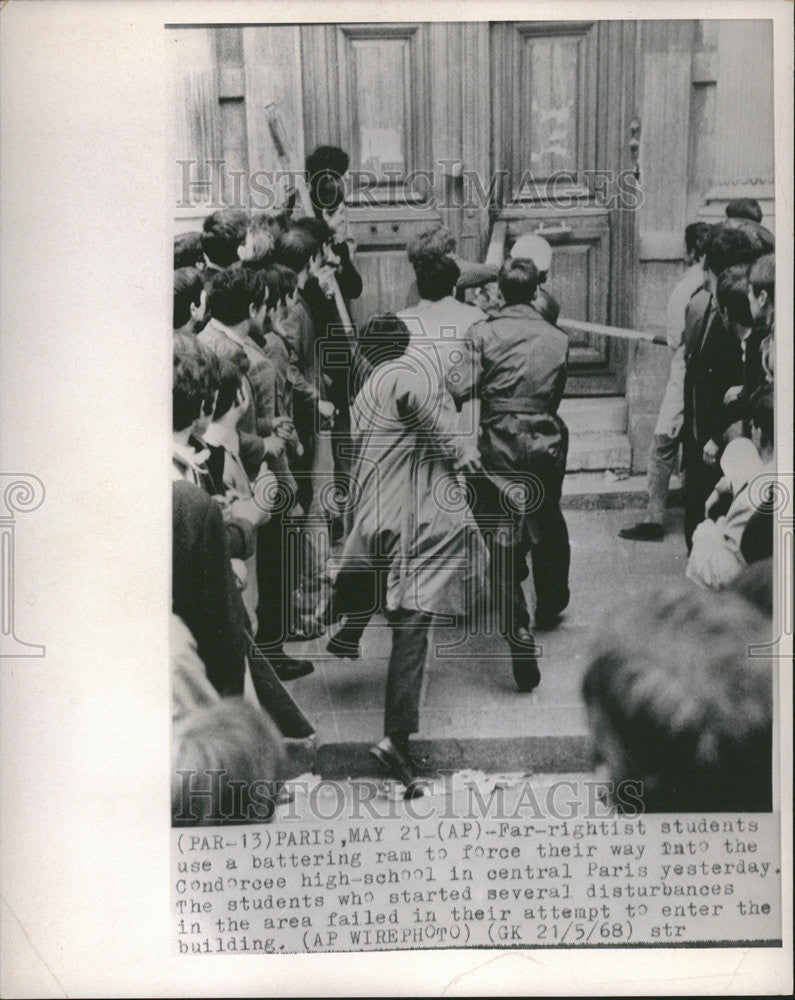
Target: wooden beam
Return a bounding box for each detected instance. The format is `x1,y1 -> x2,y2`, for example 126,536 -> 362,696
558,316 -> 667,346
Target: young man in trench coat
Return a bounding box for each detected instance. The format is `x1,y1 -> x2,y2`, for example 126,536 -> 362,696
328,316 -> 485,795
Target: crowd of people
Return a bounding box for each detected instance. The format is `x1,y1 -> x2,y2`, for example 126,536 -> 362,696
171,145 -> 776,817
621,198 -> 777,589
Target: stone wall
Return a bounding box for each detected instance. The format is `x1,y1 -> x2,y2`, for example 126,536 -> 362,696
627,18 -> 773,474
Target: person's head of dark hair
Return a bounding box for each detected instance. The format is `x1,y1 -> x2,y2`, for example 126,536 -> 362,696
730,558 -> 773,617
498,258 -> 540,306
252,210 -> 288,237
174,231 -> 204,269
728,218 -> 775,257
749,383 -> 774,451
684,221 -> 711,260
702,223 -> 759,278
173,267 -> 205,329
310,172 -> 346,216
305,145 -> 350,182
173,333 -> 219,431
716,264 -> 753,327
749,253 -> 775,303
358,314 -> 412,369
212,357 -> 244,421
171,698 -> 286,826
201,209 -> 249,268
726,198 -> 763,223
407,224 -> 456,266
292,215 -> 334,249
207,266 -> 267,326
254,263 -> 297,311
271,262 -> 297,301
582,580 -> 773,812
413,253 -> 460,301
275,224 -> 323,274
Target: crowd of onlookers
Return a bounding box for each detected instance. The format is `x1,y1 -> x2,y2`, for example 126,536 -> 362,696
622,198 -> 776,592
171,145 -> 777,823
608,198 -> 777,811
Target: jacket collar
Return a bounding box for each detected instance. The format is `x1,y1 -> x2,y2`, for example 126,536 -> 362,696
497,302 -> 544,321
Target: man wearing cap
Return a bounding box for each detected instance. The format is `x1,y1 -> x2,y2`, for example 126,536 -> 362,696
447,257 -> 571,692
509,233 -> 561,326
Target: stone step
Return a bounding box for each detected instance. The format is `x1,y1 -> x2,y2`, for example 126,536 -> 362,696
566,431 -> 632,473
315,736 -> 591,780
559,397 -> 627,434
562,472 -> 682,510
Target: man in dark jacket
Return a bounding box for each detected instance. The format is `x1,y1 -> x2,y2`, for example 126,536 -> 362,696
681,224 -> 758,549
448,258 -> 570,691
172,480 -> 248,698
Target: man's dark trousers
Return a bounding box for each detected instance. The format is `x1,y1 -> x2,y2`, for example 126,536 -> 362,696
384,609 -> 433,737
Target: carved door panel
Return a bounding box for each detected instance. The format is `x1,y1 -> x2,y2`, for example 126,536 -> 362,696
491,21 -> 637,394
301,23 -> 442,326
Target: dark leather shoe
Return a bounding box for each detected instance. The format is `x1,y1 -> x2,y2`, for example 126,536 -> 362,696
535,611 -> 564,631
270,655 -> 314,681
326,633 -> 361,660
508,628 -> 541,692
619,522 -> 664,541
369,736 -> 425,796
512,653 -> 541,692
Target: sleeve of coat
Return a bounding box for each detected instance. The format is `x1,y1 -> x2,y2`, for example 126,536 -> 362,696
713,328 -> 766,438
682,291 -> 710,359
238,431 -> 266,479
172,483 -> 247,698
197,498 -> 248,696
280,302 -> 314,379
248,358 -> 278,437
455,258 -> 499,291
333,240 -> 363,301
288,360 -> 320,408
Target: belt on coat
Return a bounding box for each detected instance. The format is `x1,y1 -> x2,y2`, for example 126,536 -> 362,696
481,397 -> 551,415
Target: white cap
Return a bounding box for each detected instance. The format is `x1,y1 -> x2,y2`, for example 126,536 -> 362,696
510,234 -> 553,272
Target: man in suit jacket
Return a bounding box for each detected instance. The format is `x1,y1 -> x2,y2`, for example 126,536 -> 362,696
681,225 -> 758,550
172,480 -> 248,698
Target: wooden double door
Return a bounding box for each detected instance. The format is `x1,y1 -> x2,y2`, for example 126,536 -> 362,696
300,20 -> 638,395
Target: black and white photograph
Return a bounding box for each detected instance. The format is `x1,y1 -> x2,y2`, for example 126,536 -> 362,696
1,1 -> 792,996
168,7 -> 784,951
